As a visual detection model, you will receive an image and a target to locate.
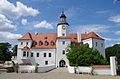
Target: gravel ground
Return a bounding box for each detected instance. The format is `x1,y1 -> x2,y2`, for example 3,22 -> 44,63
0,68 -> 120,79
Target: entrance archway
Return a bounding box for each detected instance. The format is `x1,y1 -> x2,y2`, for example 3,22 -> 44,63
59,60 -> 66,67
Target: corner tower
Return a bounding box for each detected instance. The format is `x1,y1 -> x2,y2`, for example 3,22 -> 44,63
57,10 -> 69,37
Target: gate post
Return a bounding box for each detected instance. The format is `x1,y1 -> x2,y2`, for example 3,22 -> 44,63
110,56 -> 117,76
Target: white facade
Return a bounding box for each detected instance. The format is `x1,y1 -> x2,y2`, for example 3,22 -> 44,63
16,11 -> 105,70
56,38 -> 71,67
30,48 -> 56,67
83,38 -> 105,57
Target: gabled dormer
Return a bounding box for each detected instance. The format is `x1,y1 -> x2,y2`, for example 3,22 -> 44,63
18,32 -> 33,49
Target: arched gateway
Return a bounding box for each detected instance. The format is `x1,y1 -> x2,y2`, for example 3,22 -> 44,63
59,60 -> 66,67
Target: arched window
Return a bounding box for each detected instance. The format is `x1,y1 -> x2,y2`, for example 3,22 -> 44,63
44,41 -> 49,46
32,41 -> 37,46
50,41 -> 54,46
44,37 -> 47,39
39,41 -> 43,46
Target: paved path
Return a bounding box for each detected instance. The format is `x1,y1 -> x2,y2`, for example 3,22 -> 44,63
0,68 -> 120,79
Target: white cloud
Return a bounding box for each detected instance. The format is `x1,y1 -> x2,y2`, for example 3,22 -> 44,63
96,10 -> 110,14
115,31 -> 120,35
21,19 -> 28,25
113,0 -> 120,4
0,0 -> 39,19
108,15 -> 120,23
76,24 -> 109,33
0,14 -> 16,30
34,20 -> 53,29
0,31 -> 22,39
103,37 -> 120,42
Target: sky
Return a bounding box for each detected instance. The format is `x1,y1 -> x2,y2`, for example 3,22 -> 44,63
0,0 -> 120,47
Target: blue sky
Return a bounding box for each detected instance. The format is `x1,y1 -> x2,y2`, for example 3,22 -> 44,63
0,0 -> 120,47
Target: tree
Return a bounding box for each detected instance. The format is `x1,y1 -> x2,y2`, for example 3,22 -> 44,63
12,45 -> 17,56
66,44 -> 108,66
0,42 -> 12,61
105,44 -> 120,65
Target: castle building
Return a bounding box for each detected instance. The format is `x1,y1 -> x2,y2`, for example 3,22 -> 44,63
17,11 -> 105,68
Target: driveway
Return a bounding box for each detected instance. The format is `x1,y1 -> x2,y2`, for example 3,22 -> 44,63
0,68 -> 120,79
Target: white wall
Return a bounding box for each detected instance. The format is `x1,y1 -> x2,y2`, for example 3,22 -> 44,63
93,68 -> 111,75
68,66 -> 111,75
83,38 -> 105,57
18,40 -> 32,48
82,38 -> 93,48
56,38 -> 70,67
92,38 -> 105,57
19,65 -> 35,73
30,48 -> 56,67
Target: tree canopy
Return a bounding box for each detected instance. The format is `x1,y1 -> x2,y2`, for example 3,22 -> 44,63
105,44 -> 120,65
0,42 -> 12,61
66,44 -> 108,66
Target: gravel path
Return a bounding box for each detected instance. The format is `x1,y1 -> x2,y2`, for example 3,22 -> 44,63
0,68 -> 120,79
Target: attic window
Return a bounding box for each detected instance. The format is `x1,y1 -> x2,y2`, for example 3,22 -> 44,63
50,41 -> 54,46
44,37 -> 47,39
44,41 -> 49,46
32,41 -> 37,46
39,41 -> 43,46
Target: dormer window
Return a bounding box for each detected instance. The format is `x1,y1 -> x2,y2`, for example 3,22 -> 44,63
44,41 -> 49,46
39,41 -> 43,46
32,41 -> 37,46
44,37 -> 47,39
50,41 -> 54,46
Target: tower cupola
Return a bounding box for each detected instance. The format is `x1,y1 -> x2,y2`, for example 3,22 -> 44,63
57,10 -> 69,37
57,10 -> 69,26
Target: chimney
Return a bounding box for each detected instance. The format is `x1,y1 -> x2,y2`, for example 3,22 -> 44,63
77,32 -> 81,42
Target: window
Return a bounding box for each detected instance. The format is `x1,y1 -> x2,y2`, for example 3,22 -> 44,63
50,41 -> 54,46
44,37 -> 47,39
39,41 -> 43,46
27,52 -> 29,57
32,41 -> 37,46
44,53 -> 46,57
95,42 -> 97,47
101,43 -> 103,47
44,41 -> 49,46
63,41 -> 65,45
23,51 -> 26,57
37,53 -> 39,57
26,42 -> 28,45
62,33 -> 65,36
31,52 -> 33,57
21,42 -> 23,45
63,50 -> 65,54
45,61 -> 48,65
49,53 -> 51,57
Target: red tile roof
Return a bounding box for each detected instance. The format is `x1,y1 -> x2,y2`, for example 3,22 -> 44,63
18,32 -> 32,40
31,33 -> 57,49
81,32 -> 104,40
93,65 -> 110,68
18,32 -> 104,49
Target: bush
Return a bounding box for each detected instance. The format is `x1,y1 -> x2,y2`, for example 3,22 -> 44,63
66,44 -> 108,66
